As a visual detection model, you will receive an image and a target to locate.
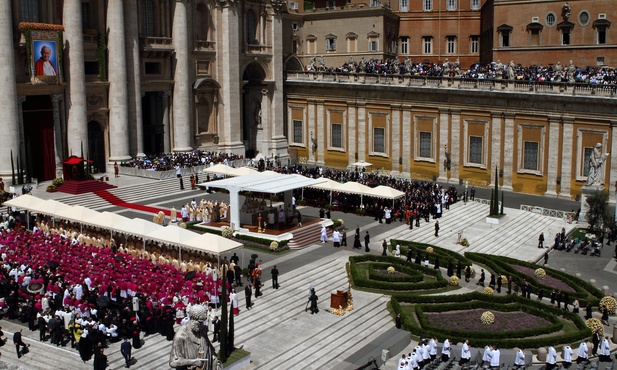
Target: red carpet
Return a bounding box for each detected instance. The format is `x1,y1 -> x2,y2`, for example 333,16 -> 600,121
55,180 -> 117,195
94,190 -> 171,216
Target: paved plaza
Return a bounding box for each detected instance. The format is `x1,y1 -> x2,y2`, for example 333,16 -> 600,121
0,173 -> 615,369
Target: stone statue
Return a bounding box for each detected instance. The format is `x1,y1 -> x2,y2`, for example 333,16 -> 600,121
554,61 -> 563,82
562,3 -> 571,21
404,57 -> 412,73
255,103 -> 262,127
169,304 -> 222,370
319,55 -> 326,70
359,57 -> 367,73
585,143 -> 609,187
495,60 -> 504,79
507,60 -> 515,80
310,131 -> 318,155
443,59 -> 451,77
567,60 -> 576,83
453,59 -> 461,77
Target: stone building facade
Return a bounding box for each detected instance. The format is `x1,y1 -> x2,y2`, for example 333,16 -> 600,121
0,0 -> 288,181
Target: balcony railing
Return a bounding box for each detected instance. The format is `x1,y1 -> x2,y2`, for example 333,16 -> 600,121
194,40 -> 216,51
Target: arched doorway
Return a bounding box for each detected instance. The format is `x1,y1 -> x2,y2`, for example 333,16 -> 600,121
88,121 -> 105,173
242,62 -> 266,158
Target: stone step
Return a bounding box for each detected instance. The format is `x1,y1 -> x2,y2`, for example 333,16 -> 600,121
288,221 -> 332,249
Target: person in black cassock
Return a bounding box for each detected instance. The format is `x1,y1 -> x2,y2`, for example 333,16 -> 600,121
309,287 -> 319,314
447,261 -> 454,277
271,265 -> 279,289
353,226 -> 362,249
365,231 -> 371,252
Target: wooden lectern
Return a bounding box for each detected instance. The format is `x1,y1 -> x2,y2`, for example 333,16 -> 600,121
330,289 -> 349,309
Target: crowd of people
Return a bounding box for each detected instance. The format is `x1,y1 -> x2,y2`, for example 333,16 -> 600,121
119,151 -> 244,171
305,55 -> 617,86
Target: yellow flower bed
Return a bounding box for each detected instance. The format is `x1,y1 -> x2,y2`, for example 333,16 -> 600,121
483,287 -> 494,296
534,268 -> 546,279
481,311 -> 495,325
599,296 -> 616,314
426,247 -> 434,253
449,276 -> 460,286
387,266 -> 396,274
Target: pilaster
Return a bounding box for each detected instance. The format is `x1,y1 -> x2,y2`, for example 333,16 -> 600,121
347,102 -> 357,167
0,1 -> 20,177
401,105 -> 412,178
390,104 -> 401,175
544,116 -> 561,196
316,100 -> 325,166
437,108 -> 449,182
125,0 -> 145,157
269,10 -> 288,161
107,0 -> 131,162
560,116 -> 574,199
163,92 -> 172,154
489,112 -> 502,187
63,0 -> 88,158
502,113 -> 515,190
450,109 -> 461,184
609,120 -> 617,203
171,0 -> 192,152
357,103 -> 366,162
52,94 -> 64,178
307,99 -> 316,164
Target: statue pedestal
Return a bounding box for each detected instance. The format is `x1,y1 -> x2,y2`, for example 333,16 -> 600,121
580,184 -> 604,222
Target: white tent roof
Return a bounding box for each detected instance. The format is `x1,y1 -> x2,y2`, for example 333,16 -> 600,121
34,199 -> 75,217
146,226 -> 199,245
60,205 -> 101,224
113,218 -> 165,237
335,181 -> 372,195
203,163 -> 238,176
83,211 -> 130,229
4,195 -> 46,210
183,233 -> 243,254
364,185 -> 405,199
350,161 -> 372,167
233,167 -> 259,176
308,177 -> 342,191
201,172 -> 326,194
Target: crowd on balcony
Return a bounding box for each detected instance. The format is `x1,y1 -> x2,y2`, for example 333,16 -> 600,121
304,56 -> 617,85
120,151 -> 244,171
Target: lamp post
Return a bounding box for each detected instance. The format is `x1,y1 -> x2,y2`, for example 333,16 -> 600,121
464,180 -> 469,204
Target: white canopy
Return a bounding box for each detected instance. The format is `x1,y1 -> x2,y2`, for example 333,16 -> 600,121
203,163 -> 238,176
35,199 -> 75,217
202,172 -> 326,194
58,205 -> 101,224
146,226 -> 199,245
183,233 -> 243,254
350,161 -> 372,168
233,167 -> 259,176
364,185 -> 405,199
113,218 -> 165,237
308,177 -> 341,191
4,195 -> 47,210
83,211 -> 130,229
335,181 -> 372,195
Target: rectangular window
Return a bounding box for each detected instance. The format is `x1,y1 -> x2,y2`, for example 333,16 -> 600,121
562,30 -> 570,45
82,2 -> 91,30
293,120 -> 303,144
331,124 -> 343,148
423,0 -> 433,11
373,127 -> 385,153
598,29 -> 607,44
423,37 -> 433,54
145,62 -> 162,75
470,0 -> 480,10
20,0 -> 39,22
400,37 -> 409,54
470,36 -> 479,53
447,0 -> 456,11
84,61 -> 99,75
583,147 -> 593,177
501,31 -> 510,47
400,0 -> 409,11
469,136 -> 483,164
446,36 -> 456,54
326,0 -> 335,9
326,38 -> 336,51
368,40 -> 379,52
371,0 -> 380,6
523,141 -> 539,171
419,132 -> 432,158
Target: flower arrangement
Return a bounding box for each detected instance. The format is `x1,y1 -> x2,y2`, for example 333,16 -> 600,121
585,318 -> 604,335
179,223 -> 187,229
221,226 -> 234,239
270,241 -> 279,251
534,268 -> 546,279
18,22 -> 65,31
387,266 -> 396,274
460,238 -> 470,247
481,311 -> 495,325
483,287 -> 494,296
426,247 -> 434,254
599,296 -> 616,314
500,275 -> 508,285
449,276 -> 460,286
337,218 -> 344,225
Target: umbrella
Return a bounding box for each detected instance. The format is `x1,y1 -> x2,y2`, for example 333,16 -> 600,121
114,255 -> 124,262
185,271 -> 197,280
96,295 -> 111,308
47,261 -> 60,269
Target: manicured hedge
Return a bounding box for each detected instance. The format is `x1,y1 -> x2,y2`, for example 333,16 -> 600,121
350,255 -> 448,291
391,292 -> 591,348
368,263 -> 424,283
465,252 -> 603,305
392,240 -> 473,267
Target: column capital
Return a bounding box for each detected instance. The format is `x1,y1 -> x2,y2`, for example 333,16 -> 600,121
449,108 -> 462,115
438,108 -> 449,115
402,104 -> 413,111
562,116 -> 575,124
503,112 -> 515,120
390,104 -> 402,110
547,115 -> 562,123
490,112 -> 503,119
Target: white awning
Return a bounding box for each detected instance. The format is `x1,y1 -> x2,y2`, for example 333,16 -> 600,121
364,185 -> 405,199
113,218 -> 165,237
4,195 -> 46,210
200,172 -> 326,194
183,233 -> 243,254
335,181 -> 372,195
203,163 -> 238,176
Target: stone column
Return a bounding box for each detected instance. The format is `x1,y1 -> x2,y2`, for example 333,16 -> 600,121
52,94 -> 64,178
390,105 -> 401,175
316,100 -> 325,166
63,0 -> 88,158
171,0 -> 192,152
489,112 -> 502,187
437,108 -> 449,182
502,113 -> 515,190
0,1 -> 20,177
16,96 -> 27,168
258,88 -> 269,156
217,2 -> 244,154
357,103 -> 366,161
107,0 -> 131,162
450,109 -> 461,184
401,106 -> 412,178
609,120 -> 617,203
560,117 -> 574,199
544,116 -> 561,196
162,92 -> 172,153
347,102 -> 356,167
125,0 -> 145,157
268,10 -> 288,160
307,99 -> 316,164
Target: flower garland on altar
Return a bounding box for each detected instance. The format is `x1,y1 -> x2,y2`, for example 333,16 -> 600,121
534,268 -> 546,279
481,311 -> 495,325
599,296 -> 616,314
